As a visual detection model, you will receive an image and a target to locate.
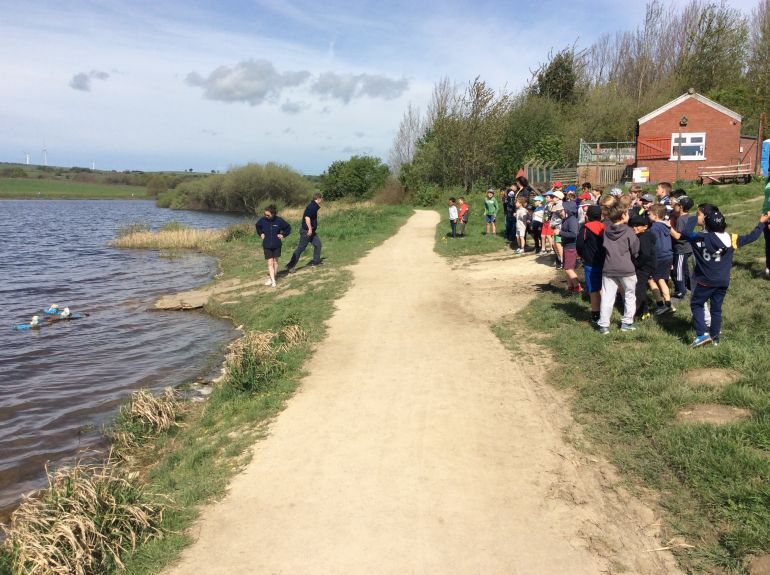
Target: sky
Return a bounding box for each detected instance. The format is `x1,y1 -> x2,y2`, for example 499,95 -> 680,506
0,0 -> 760,174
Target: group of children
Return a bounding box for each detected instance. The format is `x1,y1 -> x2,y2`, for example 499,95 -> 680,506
449,180 -> 770,347
571,182 -> 769,347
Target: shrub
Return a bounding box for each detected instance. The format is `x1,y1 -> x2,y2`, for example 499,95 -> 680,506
411,184 -> 442,207
225,332 -> 286,394
373,177 -> 407,205
0,167 -> 27,178
0,457 -> 164,575
320,155 -> 390,200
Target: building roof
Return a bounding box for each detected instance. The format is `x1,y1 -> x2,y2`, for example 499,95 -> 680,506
638,92 -> 742,125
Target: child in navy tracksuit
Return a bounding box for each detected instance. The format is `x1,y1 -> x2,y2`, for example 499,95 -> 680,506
670,208 -> 769,347
647,204 -> 674,315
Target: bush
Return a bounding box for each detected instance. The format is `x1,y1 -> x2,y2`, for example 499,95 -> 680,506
320,155 -> 390,201
411,184 -> 442,207
0,167 -> 27,178
170,163 -> 312,213
109,388 -> 179,450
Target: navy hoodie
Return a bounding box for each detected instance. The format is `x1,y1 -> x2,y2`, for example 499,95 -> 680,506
576,221 -> 605,267
256,216 -> 292,250
559,201 -> 579,249
688,222 -> 764,287
650,220 -> 673,260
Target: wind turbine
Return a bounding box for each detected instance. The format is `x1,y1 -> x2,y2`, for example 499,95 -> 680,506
42,143 -> 48,166
23,151 -> 30,165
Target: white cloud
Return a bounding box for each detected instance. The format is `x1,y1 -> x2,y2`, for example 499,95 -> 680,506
281,99 -> 307,114
186,59 -> 311,105
311,71 -> 409,103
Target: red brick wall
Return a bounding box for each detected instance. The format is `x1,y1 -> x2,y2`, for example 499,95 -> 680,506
637,98 -> 742,182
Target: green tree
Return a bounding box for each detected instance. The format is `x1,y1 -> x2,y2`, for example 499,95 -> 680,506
320,156 -> 390,200
146,175 -> 168,198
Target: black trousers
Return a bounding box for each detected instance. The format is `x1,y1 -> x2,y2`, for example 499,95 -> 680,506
287,230 -> 322,268
635,271 -> 651,316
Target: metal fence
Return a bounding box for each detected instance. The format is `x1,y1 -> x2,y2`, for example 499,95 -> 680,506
578,139 -> 636,164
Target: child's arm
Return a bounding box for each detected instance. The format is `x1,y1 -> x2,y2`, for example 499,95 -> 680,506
734,212 -> 770,248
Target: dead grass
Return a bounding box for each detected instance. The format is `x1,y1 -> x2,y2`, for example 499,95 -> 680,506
109,228 -> 226,250
111,388 -> 180,450
0,456 -> 164,575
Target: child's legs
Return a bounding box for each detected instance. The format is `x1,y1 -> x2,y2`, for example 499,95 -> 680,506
598,276 -> 619,328
554,240 -> 563,261
648,279 -> 662,302
532,226 -> 542,251
673,254 -> 689,294
708,286 -> 728,340
450,220 -> 457,237
620,275 -> 637,324
635,272 -> 650,315
765,225 -> 770,271
459,219 -> 467,235
690,285 -> 711,336
657,278 -> 671,301
267,257 -> 277,281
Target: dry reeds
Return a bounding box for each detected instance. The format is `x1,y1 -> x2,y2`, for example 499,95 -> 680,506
111,388 -> 179,449
109,228 -> 226,250
1,456 -> 164,575
223,325 -> 306,393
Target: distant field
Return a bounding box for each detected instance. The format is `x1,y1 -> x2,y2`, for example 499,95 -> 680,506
0,178 -> 147,199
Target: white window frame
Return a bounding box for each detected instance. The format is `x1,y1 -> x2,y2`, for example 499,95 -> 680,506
670,132 -> 706,161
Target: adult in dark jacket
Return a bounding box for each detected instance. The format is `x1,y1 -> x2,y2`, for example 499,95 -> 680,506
255,205 -> 291,287
286,193 -> 323,272
629,214 -> 657,319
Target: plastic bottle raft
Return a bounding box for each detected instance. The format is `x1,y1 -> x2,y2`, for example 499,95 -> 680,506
13,305 -> 88,330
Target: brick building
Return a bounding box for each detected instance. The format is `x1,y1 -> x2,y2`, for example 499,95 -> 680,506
635,92 -> 755,183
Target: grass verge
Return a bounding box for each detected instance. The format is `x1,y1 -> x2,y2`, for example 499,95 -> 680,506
0,178 -> 147,200
469,182 -> 770,573
0,203 -> 412,574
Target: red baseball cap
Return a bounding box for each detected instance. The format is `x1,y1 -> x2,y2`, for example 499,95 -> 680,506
578,192 -> 591,201
553,181 -> 563,189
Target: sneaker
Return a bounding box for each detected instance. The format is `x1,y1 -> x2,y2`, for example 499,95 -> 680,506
286,266 -> 296,274
264,279 -> 273,286
691,334 -> 713,348
654,305 -> 675,316
620,323 -> 637,332
672,292 -> 686,300
271,280 -> 277,288
597,326 -> 610,335
310,260 -> 324,266
639,313 -> 651,321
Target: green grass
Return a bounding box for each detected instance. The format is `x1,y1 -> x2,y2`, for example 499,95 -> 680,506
476,181 -> 770,573
91,203 -> 413,574
0,178 -> 147,199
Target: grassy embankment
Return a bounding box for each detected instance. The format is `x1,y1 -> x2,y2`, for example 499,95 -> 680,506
0,203 -> 412,575
0,178 -> 147,200
435,181 -> 770,573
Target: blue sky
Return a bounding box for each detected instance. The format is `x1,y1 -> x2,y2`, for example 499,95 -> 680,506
0,0 -> 759,174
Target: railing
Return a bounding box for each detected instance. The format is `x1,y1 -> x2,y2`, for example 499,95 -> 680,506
524,162 -> 577,186
578,139 -> 636,164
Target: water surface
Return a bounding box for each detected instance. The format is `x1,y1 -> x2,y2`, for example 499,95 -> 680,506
0,200 -> 247,516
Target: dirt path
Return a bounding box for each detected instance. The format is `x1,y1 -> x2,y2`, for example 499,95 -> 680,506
166,211 -> 682,575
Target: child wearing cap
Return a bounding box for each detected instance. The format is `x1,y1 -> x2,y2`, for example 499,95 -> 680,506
484,189 -> 499,236
669,208 -> 770,347
597,205 -> 639,333
629,213 -> 657,320
531,195 -> 545,254
576,204 -> 605,321
550,191 -> 565,268
559,201 -> 581,292
647,205 -> 675,315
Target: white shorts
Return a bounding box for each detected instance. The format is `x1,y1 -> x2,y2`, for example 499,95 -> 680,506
516,222 -> 527,237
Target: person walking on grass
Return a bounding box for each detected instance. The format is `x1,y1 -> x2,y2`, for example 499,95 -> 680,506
256,205 -> 291,288
484,189 -> 499,236
286,193 -> 323,272
668,209 -> 770,347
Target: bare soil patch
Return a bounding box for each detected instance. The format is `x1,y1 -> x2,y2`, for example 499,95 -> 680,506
676,404 -> 751,425
748,554 -> 770,575
683,368 -> 741,388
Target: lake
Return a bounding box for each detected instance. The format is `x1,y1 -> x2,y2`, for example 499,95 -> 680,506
0,200 -> 247,518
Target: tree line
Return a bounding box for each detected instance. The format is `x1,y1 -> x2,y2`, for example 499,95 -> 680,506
391,0 -> 770,193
